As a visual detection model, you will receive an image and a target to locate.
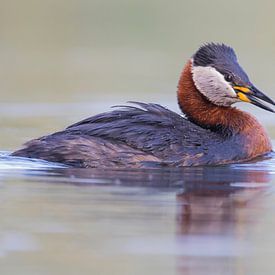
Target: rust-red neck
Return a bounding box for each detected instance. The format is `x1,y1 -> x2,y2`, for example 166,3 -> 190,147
177,60 -> 255,134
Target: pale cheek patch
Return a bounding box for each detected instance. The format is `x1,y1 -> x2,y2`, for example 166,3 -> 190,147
191,64 -> 239,106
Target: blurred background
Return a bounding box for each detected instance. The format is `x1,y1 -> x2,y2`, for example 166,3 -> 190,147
1,0 -> 275,149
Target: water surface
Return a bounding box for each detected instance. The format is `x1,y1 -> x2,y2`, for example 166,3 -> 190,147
0,149 -> 275,275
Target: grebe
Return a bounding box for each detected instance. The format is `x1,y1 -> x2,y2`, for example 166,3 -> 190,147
12,43 -> 275,168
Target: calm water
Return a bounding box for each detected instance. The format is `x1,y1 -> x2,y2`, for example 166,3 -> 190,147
0,145 -> 275,275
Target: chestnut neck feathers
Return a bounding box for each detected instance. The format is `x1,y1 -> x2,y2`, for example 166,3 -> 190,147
177,60 -> 262,135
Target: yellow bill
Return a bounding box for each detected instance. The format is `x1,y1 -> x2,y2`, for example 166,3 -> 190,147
237,92 -> 251,103
233,86 -> 251,93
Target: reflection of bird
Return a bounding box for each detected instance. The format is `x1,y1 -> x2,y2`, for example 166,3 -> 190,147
12,43 -> 275,168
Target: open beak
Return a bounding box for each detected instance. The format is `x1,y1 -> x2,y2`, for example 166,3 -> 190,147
234,85 -> 275,113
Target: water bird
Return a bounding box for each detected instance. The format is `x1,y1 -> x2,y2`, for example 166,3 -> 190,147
12,43 -> 275,168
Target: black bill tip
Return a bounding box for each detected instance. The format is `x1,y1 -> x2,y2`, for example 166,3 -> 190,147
237,85 -> 275,113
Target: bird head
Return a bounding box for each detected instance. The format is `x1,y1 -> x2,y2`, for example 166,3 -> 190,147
191,43 -> 275,112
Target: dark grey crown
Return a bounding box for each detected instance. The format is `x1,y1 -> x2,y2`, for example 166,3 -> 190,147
193,43 -> 237,67
193,43 -> 250,85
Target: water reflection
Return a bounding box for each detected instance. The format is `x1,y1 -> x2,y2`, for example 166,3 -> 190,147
173,175 -> 269,274
44,161 -> 274,187
0,154 -> 275,274
56,163 -> 274,275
